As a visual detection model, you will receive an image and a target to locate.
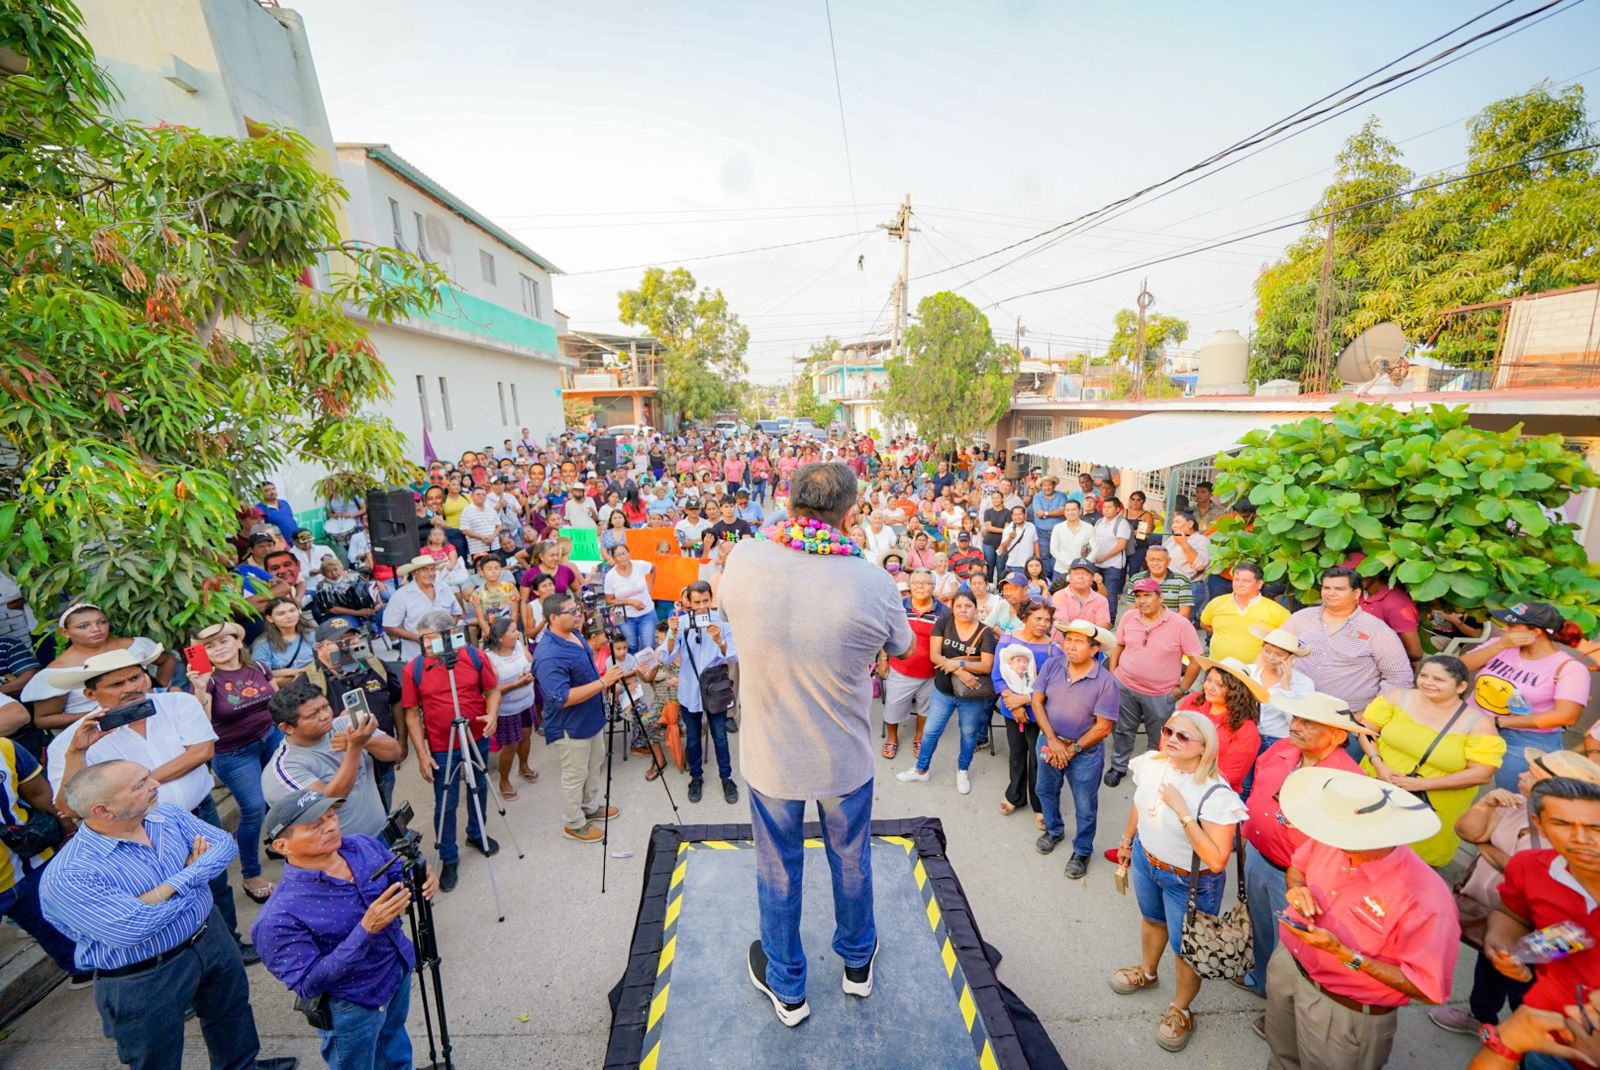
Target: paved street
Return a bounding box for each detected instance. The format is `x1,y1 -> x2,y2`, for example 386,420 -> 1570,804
3,720 -> 1483,1069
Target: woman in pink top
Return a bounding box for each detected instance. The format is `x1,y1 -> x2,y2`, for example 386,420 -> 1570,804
722,453 -> 746,495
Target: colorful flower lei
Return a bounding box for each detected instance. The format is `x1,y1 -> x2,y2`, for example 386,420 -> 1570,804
758,516 -> 862,557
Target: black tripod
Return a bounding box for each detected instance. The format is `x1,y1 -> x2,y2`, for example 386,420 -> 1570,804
596,642 -> 682,893
369,812 -> 451,1070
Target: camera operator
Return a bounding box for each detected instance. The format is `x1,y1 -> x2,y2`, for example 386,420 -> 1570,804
253,790 -> 437,1070
263,677 -> 402,839
398,611 -> 499,892
663,581 -> 739,805
40,760 -> 296,1070
532,593 -> 622,844
302,619 -> 404,808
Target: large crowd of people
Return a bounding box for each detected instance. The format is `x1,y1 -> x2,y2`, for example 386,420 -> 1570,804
4,419 -> 1600,1069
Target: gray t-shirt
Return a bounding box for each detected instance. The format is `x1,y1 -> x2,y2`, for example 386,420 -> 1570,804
720,539 -> 914,800
260,716 -> 388,838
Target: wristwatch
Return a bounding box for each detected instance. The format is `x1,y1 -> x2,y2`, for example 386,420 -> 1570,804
1345,952 -> 1365,972
1177,814 -> 1192,829
1478,1023 -> 1520,1060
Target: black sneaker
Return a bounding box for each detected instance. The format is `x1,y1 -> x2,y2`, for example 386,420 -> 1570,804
843,942 -> 879,998
747,941 -> 809,1027
688,777 -> 704,803
254,1060 -> 299,1070
1034,832 -> 1064,855
467,835 -> 499,858
1103,768 -> 1126,788
1064,854 -> 1089,879
66,972 -> 93,991
722,779 -> 739,804
439,862 -> 459,893
726,718 -> 740,733
238,942 -> 262,966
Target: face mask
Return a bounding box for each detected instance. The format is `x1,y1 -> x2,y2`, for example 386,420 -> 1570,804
886,563 -> 901,574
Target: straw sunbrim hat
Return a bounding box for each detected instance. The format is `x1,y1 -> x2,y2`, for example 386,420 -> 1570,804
1275,691 -> 1375,737
1249,624 -> 1311,657
1278,766 -> 1441,851
396,555 -> 439,577
1525,747 -> 1600,785
1192,655 -> 1270,703
45,645 -> 164,690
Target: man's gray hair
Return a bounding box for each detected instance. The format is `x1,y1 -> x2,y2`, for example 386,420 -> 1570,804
63,759 -> 141,817
416,610 -> 455,634
790,462 -> 857,526
909,568 -> 935,582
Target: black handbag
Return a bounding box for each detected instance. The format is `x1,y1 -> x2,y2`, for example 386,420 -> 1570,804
2,805 -> 64,858
683,635 -> 735,714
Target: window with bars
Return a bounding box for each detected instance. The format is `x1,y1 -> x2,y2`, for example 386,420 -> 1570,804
519,274 -> 542,318
437,376 -> 453,430
389,198 -> 404,248
497,382 -> 508,426
415,374 -> 431,431
480,250 -> 496,285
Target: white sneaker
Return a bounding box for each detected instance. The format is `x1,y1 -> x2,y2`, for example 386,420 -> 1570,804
896,767 -> 930,783
956,770 -> 972,795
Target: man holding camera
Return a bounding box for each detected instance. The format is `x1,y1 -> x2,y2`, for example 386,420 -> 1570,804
302,619 -> 404,808
398,611 -> 499,893
263,676 -> 402,839
253,790 -> 436,1070
663,581 -> 739,804
532,592 -> 623,844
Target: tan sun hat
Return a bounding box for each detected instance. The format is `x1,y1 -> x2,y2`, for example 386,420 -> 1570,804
1275,691 -> 1375,737
396,555 -> 439,577
1526,748 -> 1600,785
193,621 -> 245,644
45,645 -> 164,690
1193,654 -> 1270,703
1249,624 -> 1311,657
1278,766 -> 1441,851
1053,617 -> 1117,649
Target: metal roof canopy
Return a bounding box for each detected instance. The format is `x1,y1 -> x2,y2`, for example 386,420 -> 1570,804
1019,411 -> 1307,471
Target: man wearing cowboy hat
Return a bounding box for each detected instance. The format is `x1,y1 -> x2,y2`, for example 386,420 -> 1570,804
381,555 -> 461,663
1028,474 -> 1069,579
1248,625 -> 1318,749
1105,577 -> 1203,788
1237,692 -> 1369,1005
1264,767 -> 1457,1070
43,646 -> 262,964
1031,619 -> 1119,878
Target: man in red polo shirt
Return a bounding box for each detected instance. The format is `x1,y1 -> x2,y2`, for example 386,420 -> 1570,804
1265,767 -> 1458,1070
1480,776 -> 1600,1068
1236,692 -> 1369,1010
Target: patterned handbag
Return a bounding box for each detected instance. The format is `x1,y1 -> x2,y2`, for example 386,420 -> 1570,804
1178,789 -> 1253,981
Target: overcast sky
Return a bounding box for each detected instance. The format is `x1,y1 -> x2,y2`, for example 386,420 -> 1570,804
288,0 -> 1600,382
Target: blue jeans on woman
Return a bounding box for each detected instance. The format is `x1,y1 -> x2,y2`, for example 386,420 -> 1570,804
749,777 -> 876,1004
618,612 -> 654,654
982,543 -> 1000,581
211,726 -> 284,880
916,689 -> 989,773
318,984 -> 413,1070
1036,744 -> 1105,858
1131,839 -> 1225,955
1496,727 -> 1562,791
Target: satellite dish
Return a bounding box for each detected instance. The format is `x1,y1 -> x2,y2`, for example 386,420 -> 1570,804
1335,323 -> 1408,384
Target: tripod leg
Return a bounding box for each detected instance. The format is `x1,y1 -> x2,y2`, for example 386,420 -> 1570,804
456,723 -> 509,923
477,740 -> 526,860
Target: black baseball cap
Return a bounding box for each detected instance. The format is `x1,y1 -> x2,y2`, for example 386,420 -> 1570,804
1490,602 -> 1563,632
263,789 -> 343,846
314,618 -> 355,643
1067,557 -> 1101,575
956,531 -> 972,542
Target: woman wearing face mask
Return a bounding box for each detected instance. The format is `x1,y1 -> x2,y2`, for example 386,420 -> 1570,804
881,551 -> 909,597
1356,654 -> 1505,867
22,603 -> 176,729
190,621 -> 280,901
250,596 -> 317,685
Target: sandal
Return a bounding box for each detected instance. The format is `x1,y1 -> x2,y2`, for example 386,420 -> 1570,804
646,765 -> 661,781
999,800 -> 1016,815
500,785 -> 520,801
912,739 -> 921,758
520,769 -> 540,783
242,879 -> 274,904
882,741 -> 898,759
1035,813 -> 1046,830
1110,966 -> 1159,995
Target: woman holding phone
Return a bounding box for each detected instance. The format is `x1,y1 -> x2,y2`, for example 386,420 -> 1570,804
190,620 -> 280,902
21,602 -> 176,729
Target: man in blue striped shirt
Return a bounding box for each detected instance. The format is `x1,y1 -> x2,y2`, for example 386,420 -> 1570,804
40,760 -> 296,1070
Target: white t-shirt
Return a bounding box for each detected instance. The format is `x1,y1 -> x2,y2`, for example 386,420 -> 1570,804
863,525 -> 899,566
47,692 -> 218,813
603,561 -> 655,618
486,646 -> 535,713
459,503 -> 500,555
1002,521 -> 1038,567
1093,515 -> 1133,569
24,636 -> 163,718
1050,521 -> 1095,567
674,517 -> 712,552
1130,750 -> 1248,868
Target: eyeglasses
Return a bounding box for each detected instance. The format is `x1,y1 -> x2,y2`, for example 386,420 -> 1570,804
1160,725 -> 1198,746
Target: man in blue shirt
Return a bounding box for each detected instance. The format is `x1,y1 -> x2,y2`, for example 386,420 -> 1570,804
1029,475 -> 1070,579
41,759 -> 296,1070
734,488 -> 763,526
662,581 -> 739,804
0,737 -> 80,980
254,790 -> 436,1070
533,593 -> 622,844
256,481 -> 302,542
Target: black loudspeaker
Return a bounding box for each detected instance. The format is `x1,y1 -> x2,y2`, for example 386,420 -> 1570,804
366,488 -> 421,567
594,436 -> 618,476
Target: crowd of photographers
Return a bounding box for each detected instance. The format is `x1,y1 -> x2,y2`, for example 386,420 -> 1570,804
5,421 -> 1600,1069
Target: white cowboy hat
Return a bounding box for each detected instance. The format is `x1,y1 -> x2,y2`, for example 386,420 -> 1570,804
46,645 -> 164,690
1249,624 -> 1311,657
1278,767 -> 1441,851
1192,654 -> 1270,703
396,555 -> 440,577
1274,691 -> 1375,737
1525,747 -> 1600,786
1053,617 -> 1118,650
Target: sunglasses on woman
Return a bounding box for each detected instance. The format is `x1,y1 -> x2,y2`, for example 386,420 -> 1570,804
1160,724 -> 1198,746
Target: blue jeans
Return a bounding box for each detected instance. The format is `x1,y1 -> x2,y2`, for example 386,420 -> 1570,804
211,727 -> 284,879
1497,727 -> 1561,791
1037,744 -> 1104,856
684,707 -> 731,780
318,983 -> 413,1070
749,777 -> 877,1004
618,612 -> 654,654
1241,841 -> 1289,994
0,864 -> 78,972
1131,840 -> 1225,956
916,689 -> 988,773
1101,566 -> 1126,620
1190,580 -> 1210,618
432,737 -> 490,864
982,543 -> 999,581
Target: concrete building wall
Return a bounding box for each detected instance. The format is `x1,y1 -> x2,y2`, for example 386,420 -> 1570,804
1498,286 -> 1600,388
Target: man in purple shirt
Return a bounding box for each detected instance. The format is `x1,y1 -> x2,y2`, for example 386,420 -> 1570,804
1030,619 -> 1120,879
253,790 -> 437,1070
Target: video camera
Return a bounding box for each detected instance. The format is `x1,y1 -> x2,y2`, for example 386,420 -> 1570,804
377,800 -> 424,862
327,636 -> 373,677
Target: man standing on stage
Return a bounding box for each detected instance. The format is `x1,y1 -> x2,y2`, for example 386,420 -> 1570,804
721,462 -> 914,1027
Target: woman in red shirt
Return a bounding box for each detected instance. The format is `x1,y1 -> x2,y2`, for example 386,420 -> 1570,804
1180,656 -> 1266,792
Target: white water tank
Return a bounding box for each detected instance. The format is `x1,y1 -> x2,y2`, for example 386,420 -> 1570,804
1195,329 -> 1250,395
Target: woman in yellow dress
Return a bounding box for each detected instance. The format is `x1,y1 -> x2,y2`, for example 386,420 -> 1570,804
1356,654 -> 1504,867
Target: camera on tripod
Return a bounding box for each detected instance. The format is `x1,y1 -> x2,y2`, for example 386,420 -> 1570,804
378,800 -> 423,861
426,629 -> 469,661
327,636 -> 373,676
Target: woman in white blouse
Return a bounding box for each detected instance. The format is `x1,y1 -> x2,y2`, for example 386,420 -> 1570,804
862,511 -> 900,567
1110,708 -> 1247,1053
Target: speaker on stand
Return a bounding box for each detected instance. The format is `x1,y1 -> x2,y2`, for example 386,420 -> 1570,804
366,488 -> 422,568
594,436 -> 618,477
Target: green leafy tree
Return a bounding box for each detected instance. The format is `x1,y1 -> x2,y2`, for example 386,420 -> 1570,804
0,2 -> 445,642
1105,307 -> 1189,374
1212,401 -> 1600,629
881,292 -> 1017,451
791,379 -> 837,425
617,266 -> 750,424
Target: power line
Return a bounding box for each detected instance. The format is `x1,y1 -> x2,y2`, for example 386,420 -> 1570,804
562,229 -> 875,276
821,0 -> 866,319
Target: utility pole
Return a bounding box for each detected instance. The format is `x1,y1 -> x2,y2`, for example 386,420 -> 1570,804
879,194 -> 913,359
1132,279 -> 1152,400
1014,315 -> 1027,356
1308,216 -> 1337,393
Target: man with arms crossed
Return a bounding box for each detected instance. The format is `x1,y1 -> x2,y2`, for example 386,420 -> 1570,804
720,463 -> 914,1027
